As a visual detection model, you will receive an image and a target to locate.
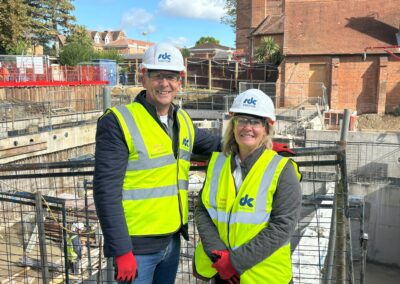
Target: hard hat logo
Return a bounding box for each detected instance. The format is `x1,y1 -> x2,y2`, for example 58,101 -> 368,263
229,89 -> 276,121
140,42 -> 186,72
243,97 -> 257,107
158,53 -> 172,62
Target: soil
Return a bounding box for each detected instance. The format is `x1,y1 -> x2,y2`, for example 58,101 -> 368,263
357,114 -> 400,132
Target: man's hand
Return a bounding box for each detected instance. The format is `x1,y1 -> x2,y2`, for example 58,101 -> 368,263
211,250 -> 240,283
115,251 -> 137,281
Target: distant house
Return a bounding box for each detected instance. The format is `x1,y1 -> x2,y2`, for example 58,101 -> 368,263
188,43 -> 234,60
236,0 -> 400,114
89,30 -> 153,54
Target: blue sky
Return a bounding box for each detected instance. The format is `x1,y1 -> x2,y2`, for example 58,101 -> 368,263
73,0 -> 235,48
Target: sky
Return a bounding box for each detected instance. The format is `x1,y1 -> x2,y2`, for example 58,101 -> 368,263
72,0 -> 235,48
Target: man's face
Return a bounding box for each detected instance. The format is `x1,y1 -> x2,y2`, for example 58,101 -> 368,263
142,70 -> 181,111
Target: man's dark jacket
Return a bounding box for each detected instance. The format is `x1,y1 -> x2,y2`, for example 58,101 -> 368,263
93,91 -> 221,257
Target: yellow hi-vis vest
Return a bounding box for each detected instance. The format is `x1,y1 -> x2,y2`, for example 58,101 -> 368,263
67,234 -> 78,261
194,150 -> 301,284
110,102 -> 195,236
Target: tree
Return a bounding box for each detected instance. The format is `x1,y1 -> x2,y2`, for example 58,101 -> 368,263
0,0 -> 31,54
66,25 -> 92,47
59,26 -> 93,66
25,0 -> 76,50
221,0 -> 236,31
93,49 -> 123,63
254,37 -> 283,65
195,36 -> 220,46
180,48 -> 190,59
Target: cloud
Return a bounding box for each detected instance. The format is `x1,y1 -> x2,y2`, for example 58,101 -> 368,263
121,8 -> 156,34
162,36 -> 191,48
159,0 -> 226,21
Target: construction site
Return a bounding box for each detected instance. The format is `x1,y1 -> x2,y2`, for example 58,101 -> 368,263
0,50 -> 399,284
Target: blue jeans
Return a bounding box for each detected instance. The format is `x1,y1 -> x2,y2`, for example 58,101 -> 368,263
118,233 -> 181,284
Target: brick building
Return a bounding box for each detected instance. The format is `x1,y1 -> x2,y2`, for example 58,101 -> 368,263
89,31 -> 153,54
237,0 -> 400,114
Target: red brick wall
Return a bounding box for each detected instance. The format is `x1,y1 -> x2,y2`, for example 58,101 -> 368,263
281,56 -> 330,107
386,59 -> 400,113
284,0 -> 400,55
237,1 -> 283,57
236,0 -> 252,54
280,55 -> 395,114
251,0 -> 267,27
334,57 -> 378,113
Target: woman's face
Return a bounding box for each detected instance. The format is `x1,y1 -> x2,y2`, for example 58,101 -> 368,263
233,115 -> 267,153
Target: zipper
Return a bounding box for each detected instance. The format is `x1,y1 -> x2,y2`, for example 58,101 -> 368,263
226,188 -> 237,250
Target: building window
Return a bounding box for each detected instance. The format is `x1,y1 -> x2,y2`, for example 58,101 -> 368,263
105,36 -> 110,44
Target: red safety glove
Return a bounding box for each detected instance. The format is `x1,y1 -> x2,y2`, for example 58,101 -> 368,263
115,251 -> 137,282
211,250 -> 240,283
272,142 -> 296,156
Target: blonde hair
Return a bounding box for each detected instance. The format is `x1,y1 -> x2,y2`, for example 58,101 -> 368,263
222,117 -> 274,156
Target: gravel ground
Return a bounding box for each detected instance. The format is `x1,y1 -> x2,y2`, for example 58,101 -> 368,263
357,114 -> 400,132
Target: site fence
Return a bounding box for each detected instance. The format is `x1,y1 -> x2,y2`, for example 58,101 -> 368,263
0,59 -> 109,86
0,136 -> 364,283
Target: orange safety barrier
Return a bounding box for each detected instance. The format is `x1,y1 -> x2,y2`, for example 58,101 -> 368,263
0,63 -> 109,87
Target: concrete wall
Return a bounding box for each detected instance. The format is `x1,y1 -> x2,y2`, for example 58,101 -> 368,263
306,130 -> 400,179
351,183 -> 400,267
0,123 -> 97,164
305,129 -> 400,266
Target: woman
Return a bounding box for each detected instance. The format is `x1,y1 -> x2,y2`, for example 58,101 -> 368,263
193,89 -> 302,284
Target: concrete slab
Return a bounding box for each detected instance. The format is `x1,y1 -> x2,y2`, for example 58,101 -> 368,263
366,262 -> 400,284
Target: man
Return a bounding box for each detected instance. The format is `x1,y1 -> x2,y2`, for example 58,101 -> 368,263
93,42 -> 221,283
67,223 -> 83,275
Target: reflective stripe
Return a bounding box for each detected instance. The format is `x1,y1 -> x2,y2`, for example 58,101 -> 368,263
180,149 -> 191,162
178,179 -> 188,190
116,105 -> 148,158
255,155 -> 283,212
123,185 -> 178,200
127,155 -> 176,170
209,154 -> 227,208
229,155 -> 282,225
210,209 -> 270,225
178,109 -> 193,152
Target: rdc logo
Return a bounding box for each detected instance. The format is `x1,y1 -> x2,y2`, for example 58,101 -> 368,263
182,138 -> 189,147
239,194 -> 254,208
243,97 -> 257,106
158,52 -> 171,62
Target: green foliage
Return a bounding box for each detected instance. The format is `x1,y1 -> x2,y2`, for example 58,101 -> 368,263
66,25 -> 92,47
195,36 -> 220,46
180,48 -> 190,58
25,0 -> 76,48
93,49 -> 123,63
254,37 -> 282,65
221,0 -> 236,31
6,40 -> 30,55
59,42 -> 93,66
0,0 -> 31,54
59,26 -> 94,65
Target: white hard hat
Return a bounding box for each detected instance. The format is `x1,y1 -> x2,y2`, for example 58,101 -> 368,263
71,222 -> 85,232
140,42 -> 185,72
229,89 -> 276,121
